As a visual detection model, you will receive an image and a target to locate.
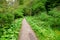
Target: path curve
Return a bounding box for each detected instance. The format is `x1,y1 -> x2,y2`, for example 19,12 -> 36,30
18,18 -> 38,40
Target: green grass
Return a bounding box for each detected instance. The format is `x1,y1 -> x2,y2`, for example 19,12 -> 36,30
0,18 -> 22,40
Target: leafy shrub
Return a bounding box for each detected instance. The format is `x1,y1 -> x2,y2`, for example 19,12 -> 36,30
48,8 -> 60,27
14,6 -> 24,19
0,18 -> 22,40
48,8 -> 60,18
0,12 -> 14,36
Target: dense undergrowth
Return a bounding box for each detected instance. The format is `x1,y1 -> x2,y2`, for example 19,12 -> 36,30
26,10 -> 60,40
0,18 -> 22,40
0,0 -> 60,40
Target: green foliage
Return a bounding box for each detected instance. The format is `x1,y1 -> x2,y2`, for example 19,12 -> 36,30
14,6 -> 24,19
47,0 -> 60,7
19,0 -> 23,5
0,18 -> 22,40
48,8 -> 60,27
0,0 -> 60,40
26,9 -> 60,40
0,13 -> 14,26
48,8 -> 60,18
0,13 -> 14,36
45,0 -> 60,12
26,16 -> 57,40
32,0 -> 47,11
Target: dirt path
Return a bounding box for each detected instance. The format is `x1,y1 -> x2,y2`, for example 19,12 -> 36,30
18,18 -> 38,40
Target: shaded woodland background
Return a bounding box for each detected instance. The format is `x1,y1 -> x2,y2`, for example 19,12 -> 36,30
0,0 -> 60,40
